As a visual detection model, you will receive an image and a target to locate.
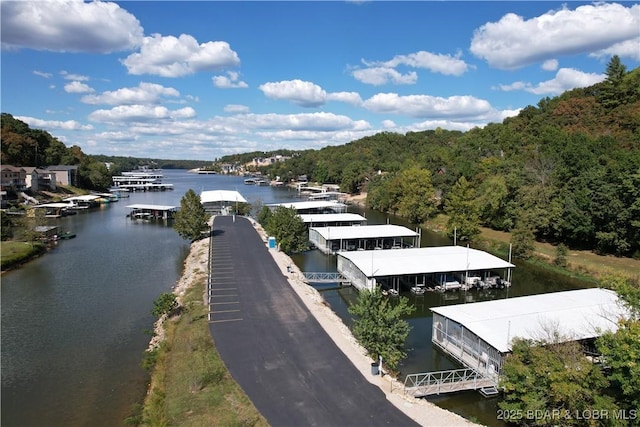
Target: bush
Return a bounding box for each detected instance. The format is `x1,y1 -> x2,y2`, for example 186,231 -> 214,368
152,292 -> 178,318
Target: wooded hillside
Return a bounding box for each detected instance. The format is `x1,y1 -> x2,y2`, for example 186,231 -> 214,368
258,60 -> 639,258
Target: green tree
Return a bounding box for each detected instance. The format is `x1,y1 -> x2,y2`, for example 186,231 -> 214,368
597,275 -> 640,418
499,338 -> 618,426
395,167 -> 437,224
445,176 -> 481,242
173,189 -> 210,241
348,287 -> 415,371
264,206 -> 308,253
510,217 -> 535,260
257,205 -> 272,226
553,243 -> 568,267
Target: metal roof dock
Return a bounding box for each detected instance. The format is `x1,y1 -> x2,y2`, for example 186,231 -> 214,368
267,200 -> 347,214
126,204 -> 178,220
200,190 -> 247,214
299,213 -> 367,227
337,246 -> 515,293
429,288 -> 627,382
309,224 -> 420,254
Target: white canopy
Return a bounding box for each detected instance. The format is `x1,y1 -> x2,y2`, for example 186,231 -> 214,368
200,190 -> 247,204
299,213 -> 366,224
338,246 -> 514,277
311,224 -> 418,240
126,204 -> 178,211
431,288 -> 626,353
268,200 -> 346,211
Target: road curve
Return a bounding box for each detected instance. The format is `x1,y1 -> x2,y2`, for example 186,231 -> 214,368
208,215 -> 419,427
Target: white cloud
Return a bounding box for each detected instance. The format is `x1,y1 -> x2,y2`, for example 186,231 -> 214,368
60,71 -> 89,81
121,34 -> 240,77
381,120 -> 396,128
326,91 -> 363,106
224,104 -> 251,114
227,112 -> 370,132
470,3 -> 640,69
259,80 -> 365,107
16,116 -> 93,131
497,68 -> 605,95
88,105 -> 195,122
64,81 -> 94,94
362,93 -> 493,119
1,0 -> 143,53
81,82 -> 180,105
96,131 -> 137,142
542,59 -> 559,71
213,71 -> 248,88
33,70 -> 52,79
591,37 -> 640,62
352,67 -> 418,86
374,51 -> 469,76
259,80 -> 327,107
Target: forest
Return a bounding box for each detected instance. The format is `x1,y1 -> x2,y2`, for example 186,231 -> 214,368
247,58 -> 640,258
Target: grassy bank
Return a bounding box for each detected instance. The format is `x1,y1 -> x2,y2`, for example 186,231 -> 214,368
427,214 -> 640,283
138,245 -> 267,427
0,241 -> 46,271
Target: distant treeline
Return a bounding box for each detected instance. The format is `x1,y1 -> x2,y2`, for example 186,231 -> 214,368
0,113 -> 211,191
255,59 -> 640,258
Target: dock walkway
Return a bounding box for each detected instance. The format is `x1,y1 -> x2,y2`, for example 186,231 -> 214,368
404,368 -> 497,397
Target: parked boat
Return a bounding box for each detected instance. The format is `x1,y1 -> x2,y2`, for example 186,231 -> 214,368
58,231 -> 76,240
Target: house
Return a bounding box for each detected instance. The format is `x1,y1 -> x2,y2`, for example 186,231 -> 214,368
1,165 -> 27,192
46,165 -> 79,187
23,167 -> 57,192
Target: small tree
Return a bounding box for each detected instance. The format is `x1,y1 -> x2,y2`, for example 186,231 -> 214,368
173,189 -> 210,241
445,176 -> 481,242
257,205 -> 272,226
264,206 -> 307,253
348,287 -> 415,371
553,243 -> 568,267
152,292 -> 178,317
510,218 -> 535,260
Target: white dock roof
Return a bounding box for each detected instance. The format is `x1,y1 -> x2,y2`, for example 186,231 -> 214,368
300,213 -> 366,224
338,246 -> 514,277
431,288 -> 627,353
268,200 -> 346,211
200,190 -> 247,204
126,204 -> 178,211
311,224 -> 418,240
64,195 -> 101,202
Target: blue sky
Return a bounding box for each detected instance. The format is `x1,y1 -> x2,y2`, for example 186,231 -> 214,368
2,1 -> 639,161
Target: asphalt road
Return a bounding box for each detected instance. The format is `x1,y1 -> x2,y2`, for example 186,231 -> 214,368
208,215 -> 419,427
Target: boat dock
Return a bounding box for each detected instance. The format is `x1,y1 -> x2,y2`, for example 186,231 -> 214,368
126,204 -> 178,220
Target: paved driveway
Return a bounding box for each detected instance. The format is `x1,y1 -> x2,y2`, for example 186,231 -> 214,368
208,215 -> 419,427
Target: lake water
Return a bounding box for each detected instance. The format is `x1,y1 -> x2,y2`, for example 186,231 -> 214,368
1,170 -> 589,427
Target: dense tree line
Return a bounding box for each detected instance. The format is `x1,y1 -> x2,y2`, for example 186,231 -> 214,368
258,59 -> 639,257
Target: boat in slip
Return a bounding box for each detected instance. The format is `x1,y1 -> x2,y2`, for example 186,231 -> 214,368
410,285 -> 426,295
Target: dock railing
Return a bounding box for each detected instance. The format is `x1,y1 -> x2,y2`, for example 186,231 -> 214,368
403,368 -> 496,397
301,272 -> 348,283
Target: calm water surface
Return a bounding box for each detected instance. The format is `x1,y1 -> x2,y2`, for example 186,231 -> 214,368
1,170 -> 591,427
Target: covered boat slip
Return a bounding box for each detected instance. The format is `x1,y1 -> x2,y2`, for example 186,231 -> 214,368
267,200 -> 347,214
299,213 -> 367,227
336,246 -> 515,294
200,190 -> 248,214
430,288 -> 627,380
126,204 -> 178,220
309,224 -> 420,254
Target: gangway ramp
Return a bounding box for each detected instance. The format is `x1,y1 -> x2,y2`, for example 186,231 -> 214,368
403,368 -> 497,397
301,272 -> 349,284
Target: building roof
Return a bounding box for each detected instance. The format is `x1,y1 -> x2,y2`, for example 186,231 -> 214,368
311,224 -> 418,240
337,245 -> 514,277
268,200 -> 346,211
126,204 -> 178,211
64,195 -> 101,202
200,190 -> 247,204
431,288 -> 627,353
299,213 -> 367,224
